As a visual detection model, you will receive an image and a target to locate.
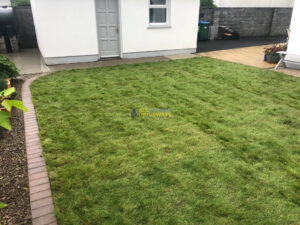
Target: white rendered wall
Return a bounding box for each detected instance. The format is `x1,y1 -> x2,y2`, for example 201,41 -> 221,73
0,0 -> 10,6
120,0 -> 200,54
30,0 -> 99,59
214,0 -> 294,7
286,0 -> 300,62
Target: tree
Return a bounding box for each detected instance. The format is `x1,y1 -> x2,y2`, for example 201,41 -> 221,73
201,0 -> 216,8
11,0 -> 31,7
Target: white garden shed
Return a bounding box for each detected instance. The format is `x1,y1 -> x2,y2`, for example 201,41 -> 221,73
30,0 -> 200,65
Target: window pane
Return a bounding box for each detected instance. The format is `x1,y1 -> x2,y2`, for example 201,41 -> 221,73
150,8 -> 166,23
150,0 -> 166,5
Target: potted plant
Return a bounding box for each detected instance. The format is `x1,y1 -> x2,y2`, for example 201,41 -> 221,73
264,44 -> 287,64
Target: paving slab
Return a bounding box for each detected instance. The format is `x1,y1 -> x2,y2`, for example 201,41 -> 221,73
198,44 -> 300,77
198,45 -> 275,69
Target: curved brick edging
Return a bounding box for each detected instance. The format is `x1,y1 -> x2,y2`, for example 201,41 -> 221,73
22,74 -> 57,225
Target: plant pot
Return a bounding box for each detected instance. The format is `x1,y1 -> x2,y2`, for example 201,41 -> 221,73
266,53 -> 280,64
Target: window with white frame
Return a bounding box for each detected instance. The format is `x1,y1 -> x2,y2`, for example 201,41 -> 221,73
149,0 -> 169,25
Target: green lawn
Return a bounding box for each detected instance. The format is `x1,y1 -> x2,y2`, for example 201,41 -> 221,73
31,57 -> 300,225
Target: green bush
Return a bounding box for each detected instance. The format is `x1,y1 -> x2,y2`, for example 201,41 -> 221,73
201,0 -> 216,8
0,79 -> 7,91
0,55 -> 18,80
11,0 -> 31,6
0,55 -> 18,91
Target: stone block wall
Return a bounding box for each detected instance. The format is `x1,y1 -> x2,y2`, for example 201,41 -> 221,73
199,7 -> 293,38
270,8 -> 293,36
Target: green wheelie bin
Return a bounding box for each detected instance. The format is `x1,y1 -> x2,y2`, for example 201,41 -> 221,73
198,21 -> 210,41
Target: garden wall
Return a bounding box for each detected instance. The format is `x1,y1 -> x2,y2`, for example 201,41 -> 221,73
199,7 -> 293,38
14,6 -> 37,49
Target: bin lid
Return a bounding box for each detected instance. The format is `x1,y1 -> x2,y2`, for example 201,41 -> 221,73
0,7 -> 13,24
199,21 -> 210,25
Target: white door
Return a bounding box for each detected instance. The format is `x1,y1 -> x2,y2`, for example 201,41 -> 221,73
96,0 -> 120,57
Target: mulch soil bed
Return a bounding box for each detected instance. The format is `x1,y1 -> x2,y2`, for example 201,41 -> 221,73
0,79 -> 32,225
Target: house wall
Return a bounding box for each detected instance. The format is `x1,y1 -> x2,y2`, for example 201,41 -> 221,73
214,0 -> 294,7
30,0 -> 200,64
0,0 -> 10,6
286,0 -> 300,65
120,0 -> 200,56
30,0 -> 99,64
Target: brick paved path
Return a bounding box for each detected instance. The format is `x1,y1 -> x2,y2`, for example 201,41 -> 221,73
22,75 -> 57,225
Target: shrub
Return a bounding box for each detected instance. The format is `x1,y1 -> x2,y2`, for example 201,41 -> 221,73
0,55 -> 18,79
0,55 -> 18,91
0,79 -> 7,91
11,0 -> 30,7
201,0 -> 216,8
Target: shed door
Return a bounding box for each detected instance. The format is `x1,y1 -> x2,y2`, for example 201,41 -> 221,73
96,0 -> 120,57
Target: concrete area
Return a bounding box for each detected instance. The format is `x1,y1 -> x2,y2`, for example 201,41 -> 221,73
276,67 -> 300,77
4,49 -> 50,74
49,55 -> 182,72
4,48 -> 197,75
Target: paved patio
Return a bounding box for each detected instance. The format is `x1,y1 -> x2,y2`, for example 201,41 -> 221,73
198,45 -> 300,77
198,45 -> 275,69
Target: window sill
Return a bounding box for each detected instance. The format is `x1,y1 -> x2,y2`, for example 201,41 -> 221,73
147,25 -> 172,29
